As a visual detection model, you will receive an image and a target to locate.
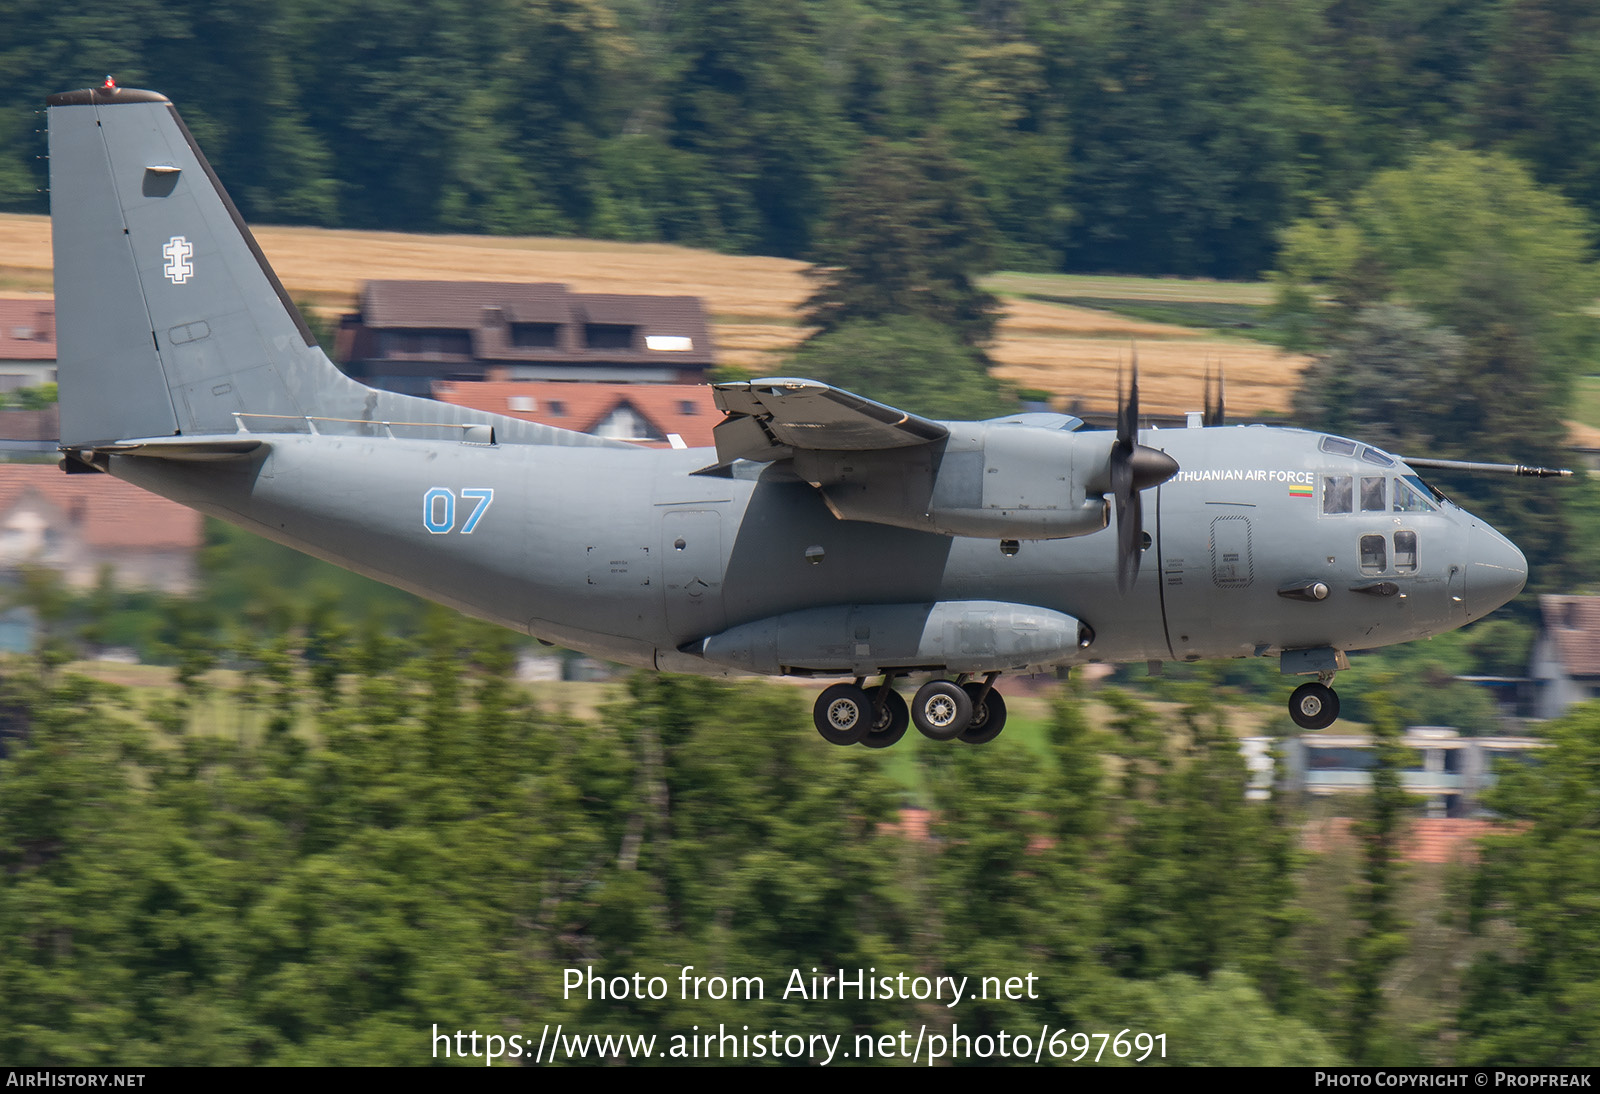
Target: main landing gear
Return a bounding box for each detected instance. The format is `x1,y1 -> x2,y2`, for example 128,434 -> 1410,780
813,674 -> 1008,748
1288,674 -> 1341,730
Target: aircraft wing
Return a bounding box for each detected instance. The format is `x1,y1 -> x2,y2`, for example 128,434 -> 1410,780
711,378 -> 948,464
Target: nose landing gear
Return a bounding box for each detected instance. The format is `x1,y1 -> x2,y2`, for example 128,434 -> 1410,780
1288,676 -> 1341,730
811,673 -> 1009,747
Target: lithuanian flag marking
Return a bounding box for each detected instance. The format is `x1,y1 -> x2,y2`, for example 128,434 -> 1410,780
1289,483 -> 1314,498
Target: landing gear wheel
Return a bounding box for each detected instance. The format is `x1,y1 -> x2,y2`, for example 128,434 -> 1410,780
959,684 -> 1008,744
1288,682 -> 1340,730
912,680 -> 973,741
814,683 -> 871,745
861,686 -> 909,749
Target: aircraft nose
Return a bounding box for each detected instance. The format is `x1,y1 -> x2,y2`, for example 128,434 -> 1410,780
1465,524 -> 1527,619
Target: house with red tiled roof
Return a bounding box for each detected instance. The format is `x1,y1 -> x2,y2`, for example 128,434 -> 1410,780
0,298 -> 57,392
433,381 -> 720,449
1531,594 -> 1600,718
337,282 -> 715,396
0,465 -> 203,593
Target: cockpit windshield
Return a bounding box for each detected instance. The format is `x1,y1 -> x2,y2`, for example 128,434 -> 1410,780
1393,476 -> 1437,512
1317,435 -> 1455,510
1402,473 -> 1446,507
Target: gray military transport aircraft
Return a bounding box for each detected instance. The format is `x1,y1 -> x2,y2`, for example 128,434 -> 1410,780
46,81 -> 1547,746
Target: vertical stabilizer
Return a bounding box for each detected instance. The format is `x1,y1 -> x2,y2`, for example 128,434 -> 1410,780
47,83 -> 632,451
49,84 -> 328,444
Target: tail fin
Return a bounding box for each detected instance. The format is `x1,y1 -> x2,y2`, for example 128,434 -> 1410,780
48,84 -> 338,444
47,83 -> 623,450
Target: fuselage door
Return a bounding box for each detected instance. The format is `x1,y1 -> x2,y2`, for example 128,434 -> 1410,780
1210,515 -> 1254,589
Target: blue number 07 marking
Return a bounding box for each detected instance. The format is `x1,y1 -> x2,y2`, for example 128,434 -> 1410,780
423,487 -> 494,534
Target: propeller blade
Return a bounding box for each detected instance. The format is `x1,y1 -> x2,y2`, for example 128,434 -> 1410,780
1107,348 -> 1176,594
1117,490 -> 1141,593
1118,349 -> 1140,449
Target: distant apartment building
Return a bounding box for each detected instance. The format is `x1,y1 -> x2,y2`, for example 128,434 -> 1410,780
1279,727 -> 1545,818
433,380 -> 720,448
0,407 -> 60,456
0,298 -> 57,391
336,281 -> 716,396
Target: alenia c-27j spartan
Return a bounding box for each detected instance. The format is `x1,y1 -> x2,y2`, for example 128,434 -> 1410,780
47,81 -> 1546,747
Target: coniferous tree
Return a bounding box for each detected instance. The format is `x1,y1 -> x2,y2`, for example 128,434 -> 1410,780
1460,702 -> 1600,1064
1344,690 -> 1412,1064
803,136 -> 1002,350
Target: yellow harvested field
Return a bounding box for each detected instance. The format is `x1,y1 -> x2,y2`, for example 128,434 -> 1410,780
710,322 -> 813,370
0,213 -> 809,314
0,212 -> 1311,413
991,337 -> 1309,417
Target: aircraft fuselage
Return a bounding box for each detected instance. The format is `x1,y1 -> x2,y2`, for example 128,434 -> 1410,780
112,420 -> 1524,676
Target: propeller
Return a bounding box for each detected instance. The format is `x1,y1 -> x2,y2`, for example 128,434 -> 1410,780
1203,361 -> 1225,427
1110,352 -> 1180,593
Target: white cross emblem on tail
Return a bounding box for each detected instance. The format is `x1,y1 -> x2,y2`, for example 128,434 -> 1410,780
162,236 -> 194,284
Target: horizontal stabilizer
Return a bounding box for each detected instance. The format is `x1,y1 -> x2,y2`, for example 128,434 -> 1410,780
711,378 -> 948,464
67,437 -> 266,464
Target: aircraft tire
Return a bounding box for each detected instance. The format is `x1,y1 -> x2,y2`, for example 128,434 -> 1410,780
959,684 -> 1008,744
912,680 -> 973,741
1288,682 -> 1340,731
815,683 -> 872,745
861,686 -> 910,749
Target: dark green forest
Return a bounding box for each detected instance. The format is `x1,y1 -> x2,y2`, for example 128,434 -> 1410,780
5,0 -> 1600,279
4,611 -> 1595,1066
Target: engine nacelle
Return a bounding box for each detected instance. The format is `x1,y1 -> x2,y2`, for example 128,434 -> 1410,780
792,423 -> 1118,540
698,600 -> 1092,676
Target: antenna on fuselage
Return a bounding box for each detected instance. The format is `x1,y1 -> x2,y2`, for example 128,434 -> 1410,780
1203,360 -> 1226,427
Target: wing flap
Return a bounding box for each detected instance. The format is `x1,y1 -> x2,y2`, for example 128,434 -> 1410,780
711,378 -> 947,464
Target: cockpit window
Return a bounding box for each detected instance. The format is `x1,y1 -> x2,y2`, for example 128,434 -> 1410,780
1323,475 -> 1353,515
1359,445 -> 1397,468
1360,476 -> 1386,512
1320,436 -> 1359,457
1393,477 -> 1437,513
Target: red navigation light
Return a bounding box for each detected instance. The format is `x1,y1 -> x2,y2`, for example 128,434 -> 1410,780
102,76 -> 117,91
